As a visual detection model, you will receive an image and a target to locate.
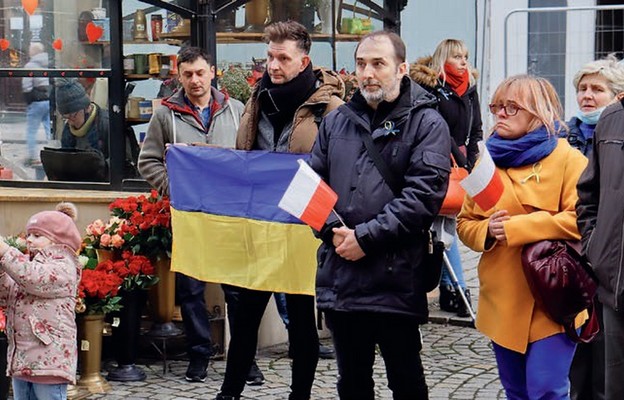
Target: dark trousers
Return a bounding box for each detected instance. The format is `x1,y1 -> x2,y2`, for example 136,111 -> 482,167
324,310 -> 428,400
570,301 -> 605,400
220,288 -> 319,399
177,273 -> 212,361
603,305 -> 624,400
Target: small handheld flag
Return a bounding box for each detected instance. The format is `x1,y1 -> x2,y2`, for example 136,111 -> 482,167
460,142 -> 504,211
278,160 -> 338,231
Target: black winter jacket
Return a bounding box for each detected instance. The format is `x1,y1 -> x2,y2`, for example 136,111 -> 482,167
577,100 -> 624,310
309,77 -> 451,322
410,57 -> 483,170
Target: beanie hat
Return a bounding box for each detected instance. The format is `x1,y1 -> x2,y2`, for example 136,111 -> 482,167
26,202 -> 82,252
55,78 -> 91,115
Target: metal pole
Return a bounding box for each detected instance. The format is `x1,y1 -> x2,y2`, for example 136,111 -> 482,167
443,252 -> 476,322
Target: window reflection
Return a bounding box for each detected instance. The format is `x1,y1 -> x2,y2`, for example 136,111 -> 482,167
0,0 -> 111,71
0,76 -> 110,182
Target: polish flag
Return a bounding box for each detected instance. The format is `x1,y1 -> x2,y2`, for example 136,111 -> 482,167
460,142 -> 504,211
278,159 -> 338,231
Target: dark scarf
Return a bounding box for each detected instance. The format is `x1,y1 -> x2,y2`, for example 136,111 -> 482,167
258,64 -> 317,142
486,124 -> 559,168
443,63 -> 469,97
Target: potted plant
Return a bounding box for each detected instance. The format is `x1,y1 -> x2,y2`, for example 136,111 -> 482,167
75,255 -> 124,394
108,190 -> 179,336
219,67 -> 252,104
106,252 -> 158,381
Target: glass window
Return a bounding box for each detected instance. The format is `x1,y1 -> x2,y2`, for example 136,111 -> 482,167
0,0 -> 112,71
0,76 -> 111,182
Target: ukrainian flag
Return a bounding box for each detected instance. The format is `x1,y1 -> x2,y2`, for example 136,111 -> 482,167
166,145 -> 320,295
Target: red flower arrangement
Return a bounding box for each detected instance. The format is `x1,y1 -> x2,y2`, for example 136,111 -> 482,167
108,190 -> 172,259
76,260 -> 123,315
112,251 -> 159,291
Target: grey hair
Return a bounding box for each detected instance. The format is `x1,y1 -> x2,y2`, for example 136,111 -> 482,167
573,54 -> 624,95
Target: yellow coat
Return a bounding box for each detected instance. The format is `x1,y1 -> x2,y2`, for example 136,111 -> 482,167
457,139 -> 588,353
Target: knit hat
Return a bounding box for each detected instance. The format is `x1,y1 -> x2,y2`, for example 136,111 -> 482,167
26,202 -> 82,252
55,78 -> 91,115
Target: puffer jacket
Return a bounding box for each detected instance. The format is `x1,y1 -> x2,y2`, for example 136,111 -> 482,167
577,100 -> 624,311
410,56 -> 483,170
309,77 -> 451,322
237,67 -> 344,153
22,52 -> 50,103
0,246 -> 81,383
138,86 -> 245,196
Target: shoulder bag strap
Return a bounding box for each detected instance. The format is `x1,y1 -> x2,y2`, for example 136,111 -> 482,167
337,104 -> 402,197
359,130 -> 401,197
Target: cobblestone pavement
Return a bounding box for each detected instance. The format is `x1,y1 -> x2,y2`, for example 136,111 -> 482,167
82,244 -> 505,399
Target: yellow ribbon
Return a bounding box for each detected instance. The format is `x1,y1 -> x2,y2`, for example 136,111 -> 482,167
521,162 -> 542,184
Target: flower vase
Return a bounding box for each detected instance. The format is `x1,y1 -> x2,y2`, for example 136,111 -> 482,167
76,314 -> 111,394
147,255 -> 182,337
244,0 -> 269,32
107,289 -> 148,381
95,248 -> 116,263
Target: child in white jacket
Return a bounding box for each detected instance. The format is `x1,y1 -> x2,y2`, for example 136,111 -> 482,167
0,203 -> 82,400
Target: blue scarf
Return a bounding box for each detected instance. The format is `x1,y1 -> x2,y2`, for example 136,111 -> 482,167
486,124 -> 559,168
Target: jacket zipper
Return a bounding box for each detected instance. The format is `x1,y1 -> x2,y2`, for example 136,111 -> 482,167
466,97 -> 473,147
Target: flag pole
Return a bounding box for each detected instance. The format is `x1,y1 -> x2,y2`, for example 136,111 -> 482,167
332,209 -> 347,227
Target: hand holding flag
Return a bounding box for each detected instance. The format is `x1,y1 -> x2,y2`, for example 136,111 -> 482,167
278,160 -> 341,231
460,142 -> 504,211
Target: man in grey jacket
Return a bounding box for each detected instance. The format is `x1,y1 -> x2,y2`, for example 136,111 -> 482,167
138,46 -> 250,383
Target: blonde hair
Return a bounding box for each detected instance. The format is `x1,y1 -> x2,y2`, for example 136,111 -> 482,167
572,54 -> 624,95
491,74 -> 567,135
430,39 -> 475,86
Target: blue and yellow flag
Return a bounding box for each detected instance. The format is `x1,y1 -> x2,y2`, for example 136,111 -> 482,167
166,145 -> 320,295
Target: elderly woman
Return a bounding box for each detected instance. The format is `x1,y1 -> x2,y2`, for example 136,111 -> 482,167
566,54 -> 624,157
457,75 -> 588,399
567,55 -> 624,400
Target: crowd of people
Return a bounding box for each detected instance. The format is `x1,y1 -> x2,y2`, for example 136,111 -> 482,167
1,19 -> 623,400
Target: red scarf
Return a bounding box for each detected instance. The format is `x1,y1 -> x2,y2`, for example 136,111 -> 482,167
443,63 -> 469,97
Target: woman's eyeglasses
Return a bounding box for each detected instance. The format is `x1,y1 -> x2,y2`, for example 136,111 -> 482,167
489,103 -> 523,116
61,110 -> 82,122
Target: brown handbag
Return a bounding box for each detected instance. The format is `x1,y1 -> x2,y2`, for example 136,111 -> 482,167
521,239 -> 599,343
439,155 -> 468,216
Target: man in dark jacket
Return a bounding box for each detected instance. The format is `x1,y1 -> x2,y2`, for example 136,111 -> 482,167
577,97 -> 624,400
309,31 -> 451,399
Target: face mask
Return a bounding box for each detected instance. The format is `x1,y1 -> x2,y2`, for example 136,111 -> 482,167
577,107 -> 606,125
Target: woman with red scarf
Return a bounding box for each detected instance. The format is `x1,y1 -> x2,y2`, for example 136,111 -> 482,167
410,39 -> 483,317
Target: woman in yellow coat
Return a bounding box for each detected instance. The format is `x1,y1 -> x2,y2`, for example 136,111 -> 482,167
457,75 -> 588,400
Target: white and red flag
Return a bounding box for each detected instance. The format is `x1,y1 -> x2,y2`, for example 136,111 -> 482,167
460,142 -> 504,211
278,159 -> 338,231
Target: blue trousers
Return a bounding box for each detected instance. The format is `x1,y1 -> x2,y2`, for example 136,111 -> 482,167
25,101 -> 50,160
439,234 -> 466,289
12,379 -> 66,400
493,333 -> 576,399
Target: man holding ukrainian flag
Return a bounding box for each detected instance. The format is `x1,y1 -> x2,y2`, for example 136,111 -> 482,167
166,21 -> 344,400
